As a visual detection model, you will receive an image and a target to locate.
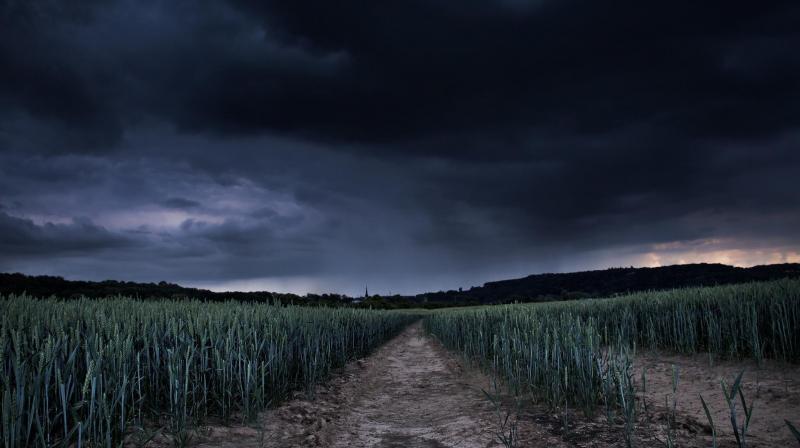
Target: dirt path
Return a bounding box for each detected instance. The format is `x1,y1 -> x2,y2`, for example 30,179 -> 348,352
320,322 -> 510,448
262,321 -> 519,448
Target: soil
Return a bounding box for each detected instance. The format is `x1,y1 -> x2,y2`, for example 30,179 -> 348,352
634,351 -> 800,447
139,322 -> 800,447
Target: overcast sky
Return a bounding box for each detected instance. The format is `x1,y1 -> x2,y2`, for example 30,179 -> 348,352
1,1 -> 799,295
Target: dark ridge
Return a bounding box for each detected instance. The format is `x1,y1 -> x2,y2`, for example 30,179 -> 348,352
0,273 -> 350,307
414,263 -> 800,305
2,263 -> 799,309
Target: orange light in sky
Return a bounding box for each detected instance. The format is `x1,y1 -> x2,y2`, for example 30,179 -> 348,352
641,245 -> 800,268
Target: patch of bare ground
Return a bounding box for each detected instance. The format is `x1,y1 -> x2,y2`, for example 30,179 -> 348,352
508,353 -> 800,447
134,325 -> 800,447
633,351 -> 800,447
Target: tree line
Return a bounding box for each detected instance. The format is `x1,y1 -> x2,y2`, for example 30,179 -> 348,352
2,263 -> 799,309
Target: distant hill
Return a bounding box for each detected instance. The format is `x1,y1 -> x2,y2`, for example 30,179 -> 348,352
411,263 -> 800,306
2,263 -> 800,308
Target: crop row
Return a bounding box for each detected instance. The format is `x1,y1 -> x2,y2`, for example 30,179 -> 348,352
0,296 -> 417,447
423,279 -> 800,444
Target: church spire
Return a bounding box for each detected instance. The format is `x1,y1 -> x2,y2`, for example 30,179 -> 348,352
364,284 -> 369,298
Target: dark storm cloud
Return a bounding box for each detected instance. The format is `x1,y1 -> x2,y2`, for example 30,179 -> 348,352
210,1 -> 798,150
1,0 -> 799,294
0,1 -> 123,151
163,198 -> 201,209
5,0 -> 799,150
0,212 -> 131,255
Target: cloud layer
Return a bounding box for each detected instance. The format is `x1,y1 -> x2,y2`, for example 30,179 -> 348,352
1,0 -> 799,294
